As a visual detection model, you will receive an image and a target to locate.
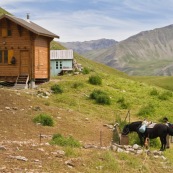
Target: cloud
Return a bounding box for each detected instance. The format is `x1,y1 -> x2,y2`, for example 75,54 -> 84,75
2,0 -> 173,42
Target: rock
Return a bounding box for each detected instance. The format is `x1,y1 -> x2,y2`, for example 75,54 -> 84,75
0,166 -> 6,170
12,107 -> 18,110
111,145 -> 117,151
33,106 -> 41,111
153,150 -> 163,156
96,166 -> 103,170
10,155 -> 28,161
126,148 -> 135,153
153,155 -> 159,159
38,148 -> 45,152
103,124 -> 114,129
133,144 -> 140,150
5,107 -> 11,110
136,149 -> 143,154
65,160 -> 75,167
117,147 -> 124,152
52,150 -> 65,158
0,146 -> 6,150
83,144 -> 97,149
161,156 -> 167,160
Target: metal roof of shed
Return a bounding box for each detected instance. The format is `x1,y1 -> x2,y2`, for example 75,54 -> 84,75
50,50 -> 73,60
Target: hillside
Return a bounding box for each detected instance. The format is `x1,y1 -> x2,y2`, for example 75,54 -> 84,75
62,25 -> 173,76
1,42 -> 173,172
0,7 -> 12,15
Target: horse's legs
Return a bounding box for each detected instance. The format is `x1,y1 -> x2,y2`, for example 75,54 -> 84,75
138,133 -> 143,146
160,136 -> 167,151
159,137 -> 164,151
163,136 -> 167,150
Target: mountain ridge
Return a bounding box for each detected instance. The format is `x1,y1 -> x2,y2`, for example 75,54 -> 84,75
60,38 -> 117,54
60,25 -> 173,76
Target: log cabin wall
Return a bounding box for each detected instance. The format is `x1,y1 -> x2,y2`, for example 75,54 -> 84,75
34,36 -> 50,80
0,18 -> 32,81
0,14 -> 58,83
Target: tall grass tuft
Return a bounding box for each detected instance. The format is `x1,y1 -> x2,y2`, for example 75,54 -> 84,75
82,67 -> 90,74
33,113 -> 54,126
88,75 -> 102,85
51,84 -> 63,94
50,133 -> 81,148
150,88 -> 159,96
90,89 -> 111,105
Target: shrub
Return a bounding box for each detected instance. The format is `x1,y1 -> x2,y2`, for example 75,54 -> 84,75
82,67 -> 90,74
51,84 -> 63,94
90,89 -> 111,105
117,97 -> 130,109
50,133 -> 81,148
150,88 -> 159,96
88,75 -> 102,85
137,103 -> 155,118
90,89 -> 106,99
158,91 -> 172,100
33,113 -> 54,126
96,94 -> 111,105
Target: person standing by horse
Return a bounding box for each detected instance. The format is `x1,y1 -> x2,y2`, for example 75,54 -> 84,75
163,117 -> 171,148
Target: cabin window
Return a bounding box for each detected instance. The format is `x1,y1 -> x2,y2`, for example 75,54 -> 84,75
0,51 -> 2,63
56,61 -> 63,69
60,61 -> 62,69
4,50 -> 8,63
0,50 -> 14,64
2,28 -> 12,37
2,28 -> 7,37
56,61 -> 58,69
7,30 -> 12,36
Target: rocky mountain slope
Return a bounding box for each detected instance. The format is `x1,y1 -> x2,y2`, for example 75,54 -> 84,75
60,38 -> 117,54
61,25 -> 173,76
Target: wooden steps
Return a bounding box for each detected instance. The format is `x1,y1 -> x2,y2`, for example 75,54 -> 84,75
14,74 -> 29,89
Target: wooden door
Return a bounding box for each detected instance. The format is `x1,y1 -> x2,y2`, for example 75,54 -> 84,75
20,50 -> 29,75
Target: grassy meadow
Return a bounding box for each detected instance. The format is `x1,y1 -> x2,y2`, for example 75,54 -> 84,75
38,53 -> 173,172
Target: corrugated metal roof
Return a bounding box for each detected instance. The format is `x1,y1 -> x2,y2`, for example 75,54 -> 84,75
0,14 -> 59,38
50,50 -> 73,60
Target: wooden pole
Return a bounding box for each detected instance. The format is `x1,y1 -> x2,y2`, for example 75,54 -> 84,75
100,131 -> 102,147
40,133 -> 42,143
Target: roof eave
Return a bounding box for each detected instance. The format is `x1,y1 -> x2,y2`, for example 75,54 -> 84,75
0,14 -> 60,39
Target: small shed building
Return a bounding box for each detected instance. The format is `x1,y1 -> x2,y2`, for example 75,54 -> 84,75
0,14 -> 59,86
50,50 -> 73,76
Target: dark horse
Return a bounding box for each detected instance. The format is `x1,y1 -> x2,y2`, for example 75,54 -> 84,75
121,121 -> 173,151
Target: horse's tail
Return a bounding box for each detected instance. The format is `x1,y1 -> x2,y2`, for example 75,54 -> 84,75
167,126 -> 173,136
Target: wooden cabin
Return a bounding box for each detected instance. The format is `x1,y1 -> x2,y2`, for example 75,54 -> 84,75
50,50 -> 73,76
0,14 -> 59,87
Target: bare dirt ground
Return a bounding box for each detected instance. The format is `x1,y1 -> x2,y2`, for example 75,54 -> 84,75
0,87 -> 112,172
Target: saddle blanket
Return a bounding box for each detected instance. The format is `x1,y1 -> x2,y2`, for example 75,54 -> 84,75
147,123 -> 156,129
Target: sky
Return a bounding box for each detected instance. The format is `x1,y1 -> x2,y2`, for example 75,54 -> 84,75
1,0 -> 173,42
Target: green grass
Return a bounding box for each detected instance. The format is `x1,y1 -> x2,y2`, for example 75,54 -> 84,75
37,41 -> 173,172
50,133 -> 81,147
132,76 -> 173,91
48,41 -> 173,140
